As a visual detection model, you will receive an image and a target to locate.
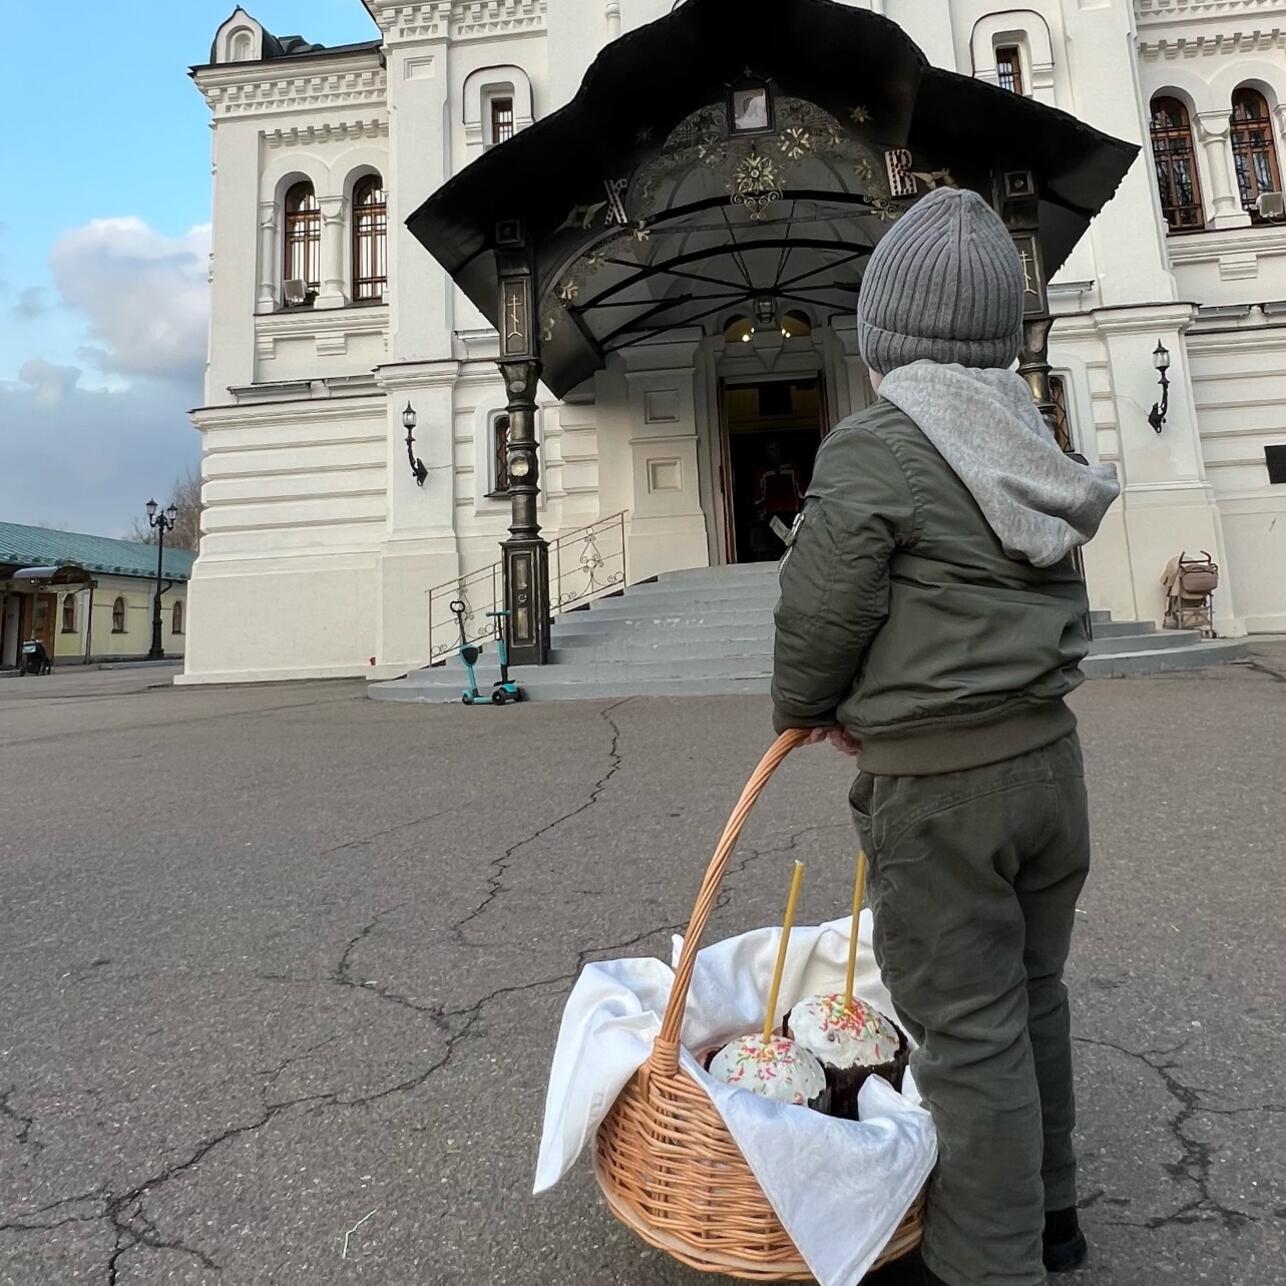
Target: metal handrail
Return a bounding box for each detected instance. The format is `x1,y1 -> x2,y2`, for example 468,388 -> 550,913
426,510 -> 628,663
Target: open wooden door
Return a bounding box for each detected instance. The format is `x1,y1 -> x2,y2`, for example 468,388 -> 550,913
31,593 -> 56,653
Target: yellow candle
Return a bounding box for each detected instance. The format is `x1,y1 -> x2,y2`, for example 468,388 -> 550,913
843,851 -> 868,1012
762,860 -> 806,1043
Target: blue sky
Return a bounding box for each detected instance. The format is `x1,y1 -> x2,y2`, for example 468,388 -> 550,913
0,2 -> 376,536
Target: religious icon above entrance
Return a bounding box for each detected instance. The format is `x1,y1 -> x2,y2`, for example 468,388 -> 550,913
729,79 -> 773,136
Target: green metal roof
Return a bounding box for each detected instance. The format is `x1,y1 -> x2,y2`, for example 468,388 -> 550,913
0,521 -> 196,582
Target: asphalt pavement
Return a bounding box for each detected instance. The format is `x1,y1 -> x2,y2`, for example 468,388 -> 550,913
1,653 -> 1283,1285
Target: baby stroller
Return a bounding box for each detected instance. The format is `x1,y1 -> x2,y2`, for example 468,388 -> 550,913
1161,551 -> 1219,638
18,639 -> 52,676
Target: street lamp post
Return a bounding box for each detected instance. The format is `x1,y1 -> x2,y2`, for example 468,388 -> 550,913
146,498 -> 179,661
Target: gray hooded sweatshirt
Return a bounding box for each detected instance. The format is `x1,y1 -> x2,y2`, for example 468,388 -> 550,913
877,361 -> 1120,567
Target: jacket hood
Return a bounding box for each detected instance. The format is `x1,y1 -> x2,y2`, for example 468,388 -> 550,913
877,362 -> 1120,568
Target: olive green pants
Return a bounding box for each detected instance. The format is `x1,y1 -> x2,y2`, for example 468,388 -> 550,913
850,733 -> 1090,1286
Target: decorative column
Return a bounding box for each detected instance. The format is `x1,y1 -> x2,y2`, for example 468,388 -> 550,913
256,201 -> 278,314
605,0 -> 621,39
1195,110 -> 1250,229
999,170 -> 1092,633
998,172 -> 1057,428
497,236 -> 551,666
315,194 -> 349,309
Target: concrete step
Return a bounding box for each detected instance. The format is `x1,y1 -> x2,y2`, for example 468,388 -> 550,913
569,589 -> 780,615
374,641 -> 1250,701
371,563 -> 1248,705
543,653 -> 773,679
1087,629 -> 1199,656
654,563 -> 781,585
1091,618 -> 1156,639
552,609 -> 777,632
392,653 -> 774,687
1082,638 -> 1248,678
552,630 -> 774,654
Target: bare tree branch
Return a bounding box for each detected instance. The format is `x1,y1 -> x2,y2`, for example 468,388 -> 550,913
125,466 -> 202,551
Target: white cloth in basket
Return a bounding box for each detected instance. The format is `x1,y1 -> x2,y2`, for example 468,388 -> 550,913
534,911 -> 937,1286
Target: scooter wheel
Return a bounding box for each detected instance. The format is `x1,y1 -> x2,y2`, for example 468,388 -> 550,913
461,693 -> 472,705
492,689 -> 507,706
513,688 -> 525,702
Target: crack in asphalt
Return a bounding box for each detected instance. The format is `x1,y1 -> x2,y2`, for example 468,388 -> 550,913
1075,1035 -> 1261,1230
0,1084 -> 39,1152
321,807 -> 452,856
452,700 -> 630,944
1246,658 -> 1286,686
0,740 -> 860,1277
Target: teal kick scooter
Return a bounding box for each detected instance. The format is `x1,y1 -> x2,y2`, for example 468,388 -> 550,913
450,601 -> 524,705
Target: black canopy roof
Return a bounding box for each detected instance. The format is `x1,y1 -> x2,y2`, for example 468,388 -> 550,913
408,0 -> 1139,397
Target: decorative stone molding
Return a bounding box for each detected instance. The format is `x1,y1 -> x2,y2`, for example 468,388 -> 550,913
196,64 -> 386,118
368,1 -> 453,40
1138,28 -> 1286,59
453,0 -> 547,39
265,119 -> 389,148
1135,0 -> 1286,25
1165,223 -> 1286,259
254,306 -> 390,362
369,1 -> 546,41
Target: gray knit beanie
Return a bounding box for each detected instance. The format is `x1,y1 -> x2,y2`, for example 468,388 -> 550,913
857,187 -> 1025,376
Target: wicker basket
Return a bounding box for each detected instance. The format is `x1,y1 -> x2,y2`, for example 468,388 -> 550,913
595,729 -> 926,1280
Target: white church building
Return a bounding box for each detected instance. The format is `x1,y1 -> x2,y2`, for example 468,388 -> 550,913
181,0 -> 1286,686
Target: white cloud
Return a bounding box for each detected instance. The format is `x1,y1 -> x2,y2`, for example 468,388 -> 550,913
17,357 -> 81,408
0,216 -> 209,534
49,217 -> 210,385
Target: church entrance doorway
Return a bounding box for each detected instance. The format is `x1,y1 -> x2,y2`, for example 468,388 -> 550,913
721,375 -> 825,563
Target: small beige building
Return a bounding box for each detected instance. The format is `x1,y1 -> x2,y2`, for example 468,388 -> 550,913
0,522 -> 194,669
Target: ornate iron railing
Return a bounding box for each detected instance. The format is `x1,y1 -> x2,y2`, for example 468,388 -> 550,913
552,511 -> 627,613
426,511 -> 628,662
427,559 -> 503,662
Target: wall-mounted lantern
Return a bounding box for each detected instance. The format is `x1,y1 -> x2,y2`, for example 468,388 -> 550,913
1147,341 -> 1170,434
404,402 -> 427,486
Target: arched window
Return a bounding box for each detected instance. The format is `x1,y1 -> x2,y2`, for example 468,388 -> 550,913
490,414 -> 511,495
352,175 -> 388,301
172,600 -> 184,635
1231,88 -> 1282,219
61,595 -> 76,633
282,181 -> 321,298
1150,97 -> 1204,232
112,597 -> 127,633
781,310 -> 812,339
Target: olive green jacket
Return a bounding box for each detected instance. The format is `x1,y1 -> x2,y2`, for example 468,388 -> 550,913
771,399 -> 1091,775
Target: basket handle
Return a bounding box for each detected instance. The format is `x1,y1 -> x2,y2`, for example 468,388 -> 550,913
652,728 -> 813,1076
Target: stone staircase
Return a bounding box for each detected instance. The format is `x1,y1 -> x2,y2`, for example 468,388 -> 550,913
368,562 -> 1248,704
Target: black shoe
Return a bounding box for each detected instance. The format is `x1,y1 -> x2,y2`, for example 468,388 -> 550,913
1044,1207 -> 1088,1272
862,1250 -> 944,1286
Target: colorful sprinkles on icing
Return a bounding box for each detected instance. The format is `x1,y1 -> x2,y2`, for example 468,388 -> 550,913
708,1033 -> 826,1105
788,993 -> 902,1071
